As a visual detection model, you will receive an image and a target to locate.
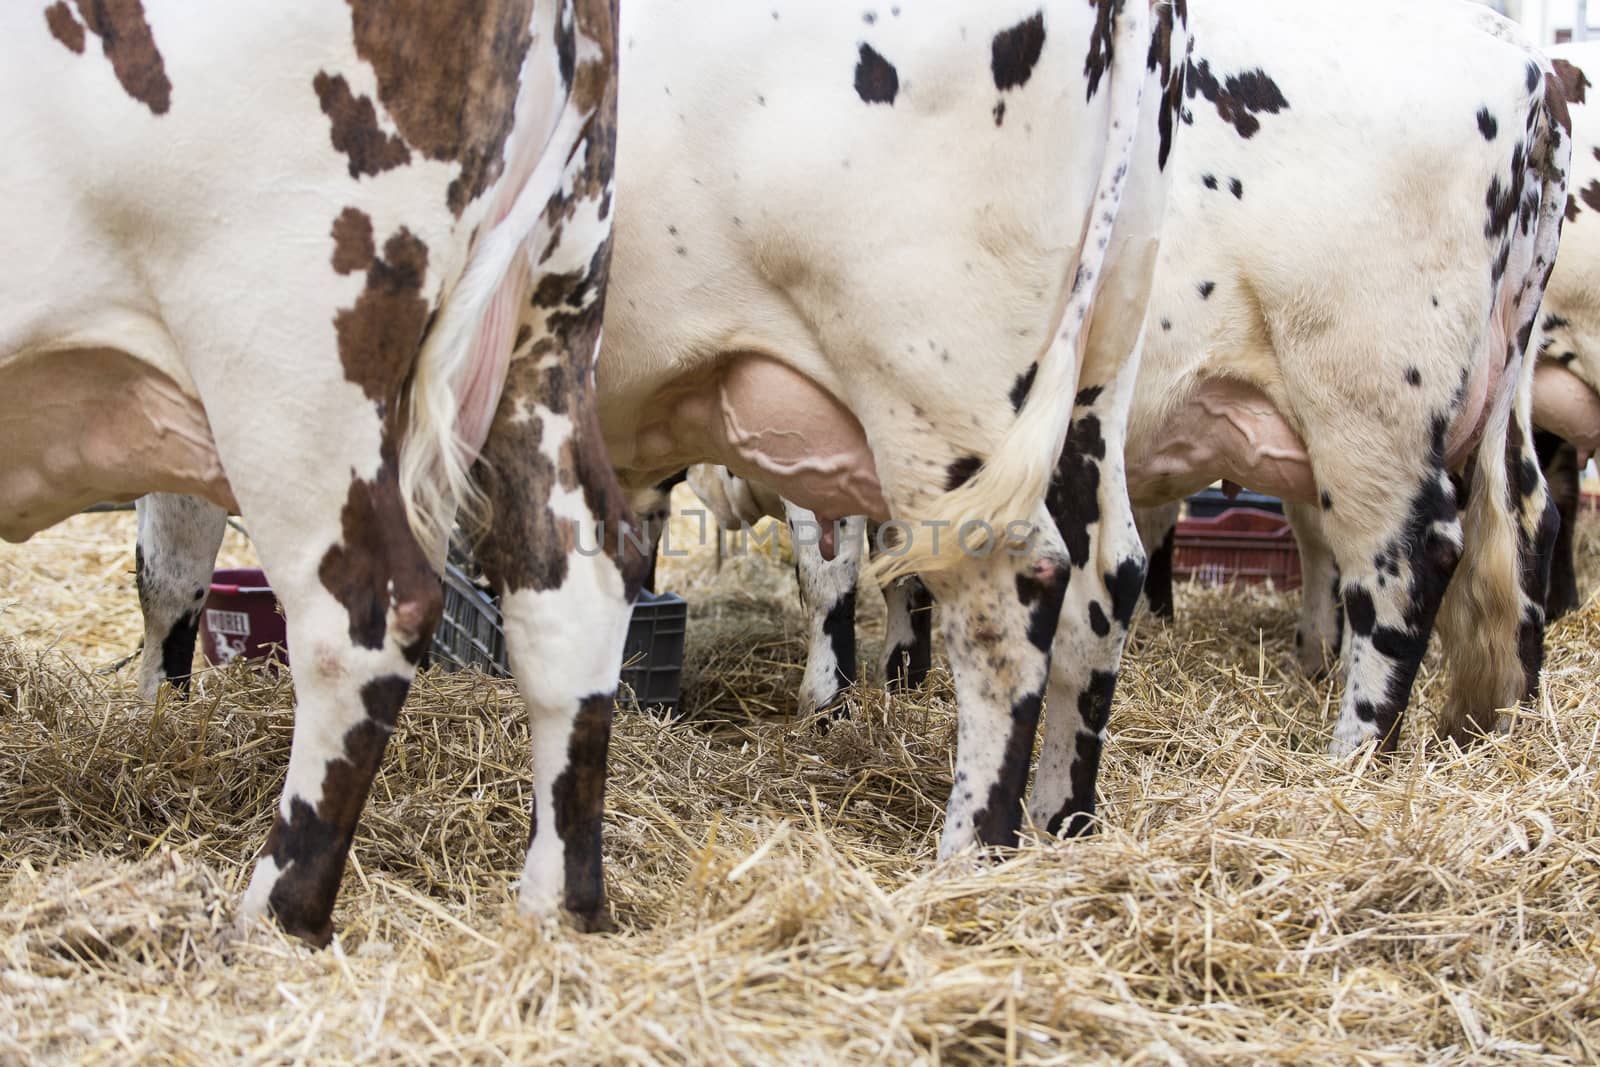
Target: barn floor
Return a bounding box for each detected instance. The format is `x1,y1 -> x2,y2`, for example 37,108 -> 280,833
2,499 -> 1599,1064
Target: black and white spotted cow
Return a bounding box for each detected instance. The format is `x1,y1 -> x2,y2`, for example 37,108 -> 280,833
1110,0 -> 1571,765
674,465 -> 933,715
7,0 -> 635,944
597,0 -> 1189,856
1525,42 -> 1600,617
1146,39 -> 1600,670
686,0 -> 1573,820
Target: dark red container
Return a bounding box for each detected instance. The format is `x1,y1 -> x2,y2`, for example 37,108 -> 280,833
199,568 -> 289,667
1172,507 -> 1301,589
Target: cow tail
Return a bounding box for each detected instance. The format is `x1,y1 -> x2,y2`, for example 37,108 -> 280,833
867,1 -> 1154,584
398,4 -> 596,566
1436,56 -> 1573,741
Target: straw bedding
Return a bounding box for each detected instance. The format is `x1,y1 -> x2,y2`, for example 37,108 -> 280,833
2,504 -> 1598,1064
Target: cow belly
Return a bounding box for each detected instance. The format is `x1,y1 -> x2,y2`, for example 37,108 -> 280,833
1534,361 -> 1600,453
0,348 -> 234,542
628,354 -> 888,523
1127,378 -> 1316,507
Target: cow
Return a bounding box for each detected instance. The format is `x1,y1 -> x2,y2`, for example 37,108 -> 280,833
129,3 -> 1188,876
667,466 -> 933,715
1113,0 -> 1572,770
665,0 -> 1573,807
1524,41 -> 1600,616
1144,40 -> 1600,671
5,0 -> 632,945
594,0 -> 1190,856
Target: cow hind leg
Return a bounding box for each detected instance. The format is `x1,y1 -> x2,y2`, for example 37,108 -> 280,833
1029,384 -> 1147,837
920,519 -> 1068,856
238,453 -> 443,946
787,505 -> 862,718
496,540 -> 637,930
1323,449 -> 1464,757
1513,429 -> 1561,700
1534,430 -> 1580,620
633,471 -> 685,594
134,493 -> 228,701
474,247 -> 644,929
1285,501 -> 1343,680
1434,413 -> 1555,746
475,405 -> 642,929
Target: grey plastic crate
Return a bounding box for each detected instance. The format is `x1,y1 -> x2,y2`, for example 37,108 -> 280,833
428,565 -> 687,712
619,591 -> 687,712
430,563 -> 508,676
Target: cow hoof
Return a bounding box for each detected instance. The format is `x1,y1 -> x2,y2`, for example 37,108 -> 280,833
1295,641 -> 1336,681
277,915 -> 335,949
566,904 -> 617,934
1325,730 -> 1369,760
802,690 -> 853,731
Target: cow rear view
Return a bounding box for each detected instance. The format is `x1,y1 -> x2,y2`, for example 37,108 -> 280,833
2,0 -> 631,943
1116,0 -> 1571,757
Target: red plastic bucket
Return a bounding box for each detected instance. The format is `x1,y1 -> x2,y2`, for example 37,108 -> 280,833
199,568 -> 289,667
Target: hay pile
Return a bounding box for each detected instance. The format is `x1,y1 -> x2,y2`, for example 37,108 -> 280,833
2,504 -> 1599,1063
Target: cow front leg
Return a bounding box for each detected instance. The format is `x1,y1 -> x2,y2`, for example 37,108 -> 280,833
881,573 -> 933,691
870,519 -> 933,690
1285,501 -> 1343,679
632,471 -> 685,593
786,504 -> 863,717
922,521 -> 1068,857
238,451 -> 442,946
134,493 -> 228,701
1133,502 -> 1178,620
1534,429 -> 1580,620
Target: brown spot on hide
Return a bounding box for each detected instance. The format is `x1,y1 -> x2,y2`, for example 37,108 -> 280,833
477,240 -> 644,599
317,444 -> 442,656
570,0 -> 618,113
1552,57 -> 1590,107
1545,71 -> 1574,138
74,0 -> 172,115
344,0 -> 536,214
550,693 -> 614,925
334,227 -> 430,406
313,72 -> 412,179
1582,180 -> 1600,216
330,207 -> 376,275
476,415 -> 579,594
45,2 -> 85,53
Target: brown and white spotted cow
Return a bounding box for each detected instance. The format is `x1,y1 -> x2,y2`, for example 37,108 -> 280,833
688,0 -> 1573,826
6,0 -> 635,944
596,0 -> 1189,858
